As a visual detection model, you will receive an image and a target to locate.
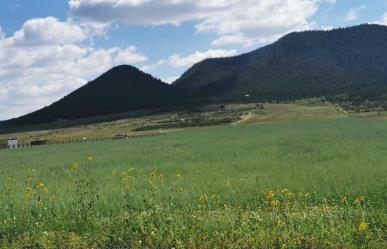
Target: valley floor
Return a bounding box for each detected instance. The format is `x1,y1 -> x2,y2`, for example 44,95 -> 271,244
0,102 -> 349,144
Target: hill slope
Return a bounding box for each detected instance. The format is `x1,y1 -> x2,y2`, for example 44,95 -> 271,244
2,65 -> 182,126
173,24 -> 387,102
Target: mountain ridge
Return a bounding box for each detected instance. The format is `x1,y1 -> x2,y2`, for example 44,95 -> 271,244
173,24 -> 387,102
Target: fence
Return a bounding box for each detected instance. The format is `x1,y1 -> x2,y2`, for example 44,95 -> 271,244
0,133 -> 166,150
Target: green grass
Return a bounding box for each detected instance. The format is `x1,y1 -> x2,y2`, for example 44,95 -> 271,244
0,117 -> 386,248
0,102 -> 343,144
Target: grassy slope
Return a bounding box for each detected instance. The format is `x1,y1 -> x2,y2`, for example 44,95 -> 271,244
0,116 -> 386,248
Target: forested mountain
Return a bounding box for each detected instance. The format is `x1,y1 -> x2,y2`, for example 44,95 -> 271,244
174,24 -> 387,102
2,24 -> 387,127
2,65 -> 183,126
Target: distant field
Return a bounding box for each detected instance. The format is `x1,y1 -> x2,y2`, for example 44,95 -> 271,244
1,116 -> 386,248
0,102 -> 345,144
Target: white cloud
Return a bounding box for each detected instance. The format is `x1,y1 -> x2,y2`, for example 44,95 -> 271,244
380,12 -> 387,25
345,5 -> 366,22
70,0 -> 321,47
196,0 -> 318,46
212,33 -> 254,47
113,46 -> 147,64
141,49 -> 237,73
8,17 -> 85,46
321,25 -> 334,31
0,17 -> 147,120
162,76 -> 179,84
372,12 -> 387,26
167,49 -> 238,68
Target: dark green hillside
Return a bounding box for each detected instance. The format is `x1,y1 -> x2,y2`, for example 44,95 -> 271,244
2,65 -> 183,126
174,24 -> 387,102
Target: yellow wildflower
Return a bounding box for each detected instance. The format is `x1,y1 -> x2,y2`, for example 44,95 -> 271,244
266,190 -> 275,199
358,222 -> 368,232
271,200 -> 279,207
87,156 -> 93,161
43,187 -> 49,193
71,163 -> 79,172
24,193 -> 32,201
199,194 -> 208,203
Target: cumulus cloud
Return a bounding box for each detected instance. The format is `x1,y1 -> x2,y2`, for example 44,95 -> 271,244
141,49 -> 237,73
69,0 -> 322,47
0,17 -> 147,120
345,5 -> 366,22
8,17 -> 85,46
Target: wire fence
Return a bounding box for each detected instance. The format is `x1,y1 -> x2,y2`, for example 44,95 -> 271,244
0,133 -> 166,150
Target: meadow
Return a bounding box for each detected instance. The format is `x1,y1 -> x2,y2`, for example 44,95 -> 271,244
0,117 -> 386,248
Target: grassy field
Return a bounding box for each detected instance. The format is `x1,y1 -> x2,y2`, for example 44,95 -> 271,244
0,116 -> 386,248
0,102 -> 345,144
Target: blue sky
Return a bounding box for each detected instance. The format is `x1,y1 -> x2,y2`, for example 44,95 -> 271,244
0,0 -> 386,120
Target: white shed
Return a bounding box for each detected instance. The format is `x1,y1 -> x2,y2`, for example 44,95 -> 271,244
8,139 -> 18,149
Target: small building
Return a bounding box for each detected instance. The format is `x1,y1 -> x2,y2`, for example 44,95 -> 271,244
7,138 -> 18,149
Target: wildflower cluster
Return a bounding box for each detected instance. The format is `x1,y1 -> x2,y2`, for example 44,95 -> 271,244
23,176 -> 51,207
0,161 -> 381,249
121,167 -> 135,190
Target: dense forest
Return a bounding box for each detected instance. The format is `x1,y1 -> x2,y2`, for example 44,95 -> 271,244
174,24 -> 387,103
2,24 -> 387,127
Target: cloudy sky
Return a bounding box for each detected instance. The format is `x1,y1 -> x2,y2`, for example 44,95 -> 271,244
0,0 -> 386,120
